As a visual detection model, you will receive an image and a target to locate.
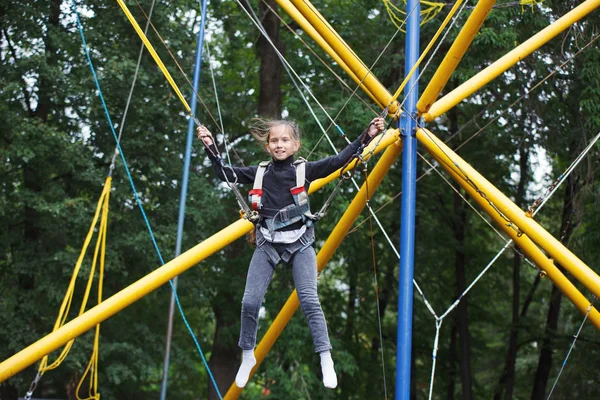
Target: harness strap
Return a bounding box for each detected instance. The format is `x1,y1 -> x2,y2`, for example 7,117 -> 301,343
291,158 -> 309,209
249,161 -> 270,210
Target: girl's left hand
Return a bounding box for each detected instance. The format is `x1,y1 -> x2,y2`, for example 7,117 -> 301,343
367,117 -> 385,137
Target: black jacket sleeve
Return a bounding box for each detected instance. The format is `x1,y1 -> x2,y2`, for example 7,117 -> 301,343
305,135 -> 363,182
205,144 -> 257,184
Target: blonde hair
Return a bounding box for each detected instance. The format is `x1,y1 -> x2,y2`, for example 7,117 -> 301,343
249,117 -> 301,144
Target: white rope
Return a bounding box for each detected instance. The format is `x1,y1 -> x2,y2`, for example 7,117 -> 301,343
546,297 -> 596,400
203,38 -> 233,165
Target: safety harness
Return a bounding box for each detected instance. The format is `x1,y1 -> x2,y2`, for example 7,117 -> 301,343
248,158 -> 317,232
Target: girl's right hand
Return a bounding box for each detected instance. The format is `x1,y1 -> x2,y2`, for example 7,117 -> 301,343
197,125 -> 214,146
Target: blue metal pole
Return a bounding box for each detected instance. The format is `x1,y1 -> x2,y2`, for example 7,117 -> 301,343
396,0 -> 420,399
160,1 -> 209,399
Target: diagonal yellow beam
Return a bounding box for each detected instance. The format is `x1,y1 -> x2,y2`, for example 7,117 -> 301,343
419,129 -> 600,329
276,0 -> 383,108
416,127 -> 600,302
423,0 -> 600,121
115,0 -> 191,113
417,0 -> 496,113
282,0 -> 397,112
0,218 -> 253,383
224,131 -> 403,399
0,130 -> 399,383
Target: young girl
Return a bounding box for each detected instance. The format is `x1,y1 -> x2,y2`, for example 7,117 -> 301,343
197,117 -> 384,389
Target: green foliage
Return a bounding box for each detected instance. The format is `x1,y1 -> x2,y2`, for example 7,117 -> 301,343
2,1 -> 600,399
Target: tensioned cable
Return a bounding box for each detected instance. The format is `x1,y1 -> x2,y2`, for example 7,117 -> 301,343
128,0 -> 254,212
71,2 -> 223,398
258,0 -> 380,116
420,129 -> 600,399
130,0 -> 224,135
109,0 -> 158,175
237,0 -> 355,142
131,0 -> 248,168
453,32 -> 600,152
348,31 -> 600,234
204,38 -> 233,165
304,1 -> 421,160
547,295 -> 597,400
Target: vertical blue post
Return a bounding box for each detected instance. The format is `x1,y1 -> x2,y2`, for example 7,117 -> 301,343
160,1 -> 209,399
396,0 -> 420,399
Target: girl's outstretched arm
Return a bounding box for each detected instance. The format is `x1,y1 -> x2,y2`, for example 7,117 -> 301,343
306,117 -> 385,181
197,126 -> 257,184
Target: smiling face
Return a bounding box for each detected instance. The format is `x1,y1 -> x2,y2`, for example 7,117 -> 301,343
265,124 -> 300,160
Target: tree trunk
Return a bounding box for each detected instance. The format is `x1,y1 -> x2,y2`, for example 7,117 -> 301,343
257,0 -> 283,118
495,139 -> 529,400
453,189 -> 473,400
34,0 -> 61,122
531,173 -> 579,400
208,294 -> 241,400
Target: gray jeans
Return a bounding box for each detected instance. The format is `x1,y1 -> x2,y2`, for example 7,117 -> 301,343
238,228 -> 332,353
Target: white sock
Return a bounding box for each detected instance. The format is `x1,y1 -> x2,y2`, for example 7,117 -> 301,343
235,349 -> 256,388
320,351 -> 337,389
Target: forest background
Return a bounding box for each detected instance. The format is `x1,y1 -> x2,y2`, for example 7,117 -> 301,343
1,0 -> 599,399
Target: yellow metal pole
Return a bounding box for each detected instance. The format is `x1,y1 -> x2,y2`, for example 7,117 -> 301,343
423,0 -> 600,121
283,0 -> 397,112
416,128 -> 600,299
224,136 -> 404,399
417,0 -> 496,114
277,0 -> 383,108
0,219 -> 253,383
427,137 -> 600,329
114,0 -> 192,113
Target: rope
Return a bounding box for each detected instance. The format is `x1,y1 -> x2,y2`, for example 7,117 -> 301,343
383,0 -> 446,32
71,2 -> 223,398
115,0 -> 192,113
546,296 -> 596,400
110,0 -> 158,175
258,0 -> 380,117
130,0 -> 227,135
126,0 -> 253,214
363,166 -> 390,399
237,0 -> 350,142
26,178 -> 112,400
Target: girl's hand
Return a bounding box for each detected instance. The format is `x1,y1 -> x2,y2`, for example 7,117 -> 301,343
197,125 -> 214,146
367,117 -> 385,137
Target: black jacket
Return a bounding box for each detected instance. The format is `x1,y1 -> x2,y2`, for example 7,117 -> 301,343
206,136 -> 362,226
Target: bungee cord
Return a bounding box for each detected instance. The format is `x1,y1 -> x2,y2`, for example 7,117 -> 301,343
258,0 -> 381,116
69,1 -> 224,398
